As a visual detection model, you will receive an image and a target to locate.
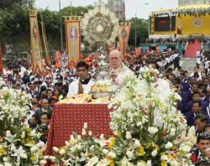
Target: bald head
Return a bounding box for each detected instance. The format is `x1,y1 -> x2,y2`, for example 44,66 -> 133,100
109,50 -> 121,57
109,50 -> 122,69
41,99 -> 49,109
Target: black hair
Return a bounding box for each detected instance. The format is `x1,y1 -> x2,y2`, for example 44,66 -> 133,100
197,132 -> 210,144
195,114 -> 208,123
48,97 -> 57,104
61,84 -> 69,94
54,82 -> 63,87
184,71 -> 188,74
192,91 -> 200,96
174,77 -> 181,84
191,83 -> 198,87
76,61 -> 89,70
193,72 -> 199,78
40,86 -> 47,93
41,112 -> 52,120
178,66 -> 182,70
201,88 -> 207,94
204,124 -> 210,132
192,100 -> 202,107
195,161 -> 210,166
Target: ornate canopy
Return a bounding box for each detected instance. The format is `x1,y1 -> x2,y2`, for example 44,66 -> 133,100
81,4 -> 119,49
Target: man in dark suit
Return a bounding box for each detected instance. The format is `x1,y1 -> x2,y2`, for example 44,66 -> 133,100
191,133 -> 210,164
184,91 -> 208,115
186,83 -> 199,104
200,88 -> 209,104
186,101 -> 203,127
195,115 -> 209,135
181,71 -> 190,92
34,98 -> 52,124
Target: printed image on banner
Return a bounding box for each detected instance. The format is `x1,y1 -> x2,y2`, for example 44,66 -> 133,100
178,15 -> 210,35
61,54 -> 69,68
30,11 -> 43,73
118,24 -> 131,59
65,20 -> 81,66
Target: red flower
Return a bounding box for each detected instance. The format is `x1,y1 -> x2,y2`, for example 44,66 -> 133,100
191,154 -> 199,163
150,72 -> 154,77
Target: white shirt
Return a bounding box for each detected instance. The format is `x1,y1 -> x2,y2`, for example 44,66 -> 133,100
205,61 -> 210,69
67,79 -> 95,96
196,58 -> 201,64
190,72 -> 202,79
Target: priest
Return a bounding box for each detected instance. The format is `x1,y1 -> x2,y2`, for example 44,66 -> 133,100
108,50 -> 133,85
67,61 -> 95,96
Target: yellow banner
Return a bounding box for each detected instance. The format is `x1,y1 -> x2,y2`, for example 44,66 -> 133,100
29,10 -> 43,73
177,15 -> 210,36
118,23 -> 131,60
65,20 -> 81,66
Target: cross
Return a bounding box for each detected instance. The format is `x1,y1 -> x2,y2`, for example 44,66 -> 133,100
63,58 -> 67,64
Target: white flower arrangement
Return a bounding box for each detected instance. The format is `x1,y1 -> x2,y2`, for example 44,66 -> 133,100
47,67 -> 196,166
0,79 -> 31,135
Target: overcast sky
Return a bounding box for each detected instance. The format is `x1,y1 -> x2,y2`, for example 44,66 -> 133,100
36,0 -> 178,19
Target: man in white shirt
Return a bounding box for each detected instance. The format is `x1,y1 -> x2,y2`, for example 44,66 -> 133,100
67,61 -> 95,96
190,67 -> 202,79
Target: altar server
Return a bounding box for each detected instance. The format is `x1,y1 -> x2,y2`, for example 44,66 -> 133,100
67,61 -> 95,96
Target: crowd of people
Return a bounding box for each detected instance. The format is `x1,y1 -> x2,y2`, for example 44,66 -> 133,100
163,58 -> 210,165
146,37 -> 210,44
3,47 -> 210,165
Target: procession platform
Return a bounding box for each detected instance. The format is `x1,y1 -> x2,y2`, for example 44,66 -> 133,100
45,103 -> 112,155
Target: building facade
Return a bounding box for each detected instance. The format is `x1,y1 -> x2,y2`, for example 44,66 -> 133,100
107,0 -> 125,21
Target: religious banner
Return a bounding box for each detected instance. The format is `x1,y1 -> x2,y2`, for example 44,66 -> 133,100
29,10 -> 43,73
118,23 -> 131,60
61,54 -> 69,68
65,19 -> 81,67
0,42 -> 3,73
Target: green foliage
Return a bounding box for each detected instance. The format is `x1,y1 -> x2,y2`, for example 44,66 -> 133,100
0,2 -> 148,56
127,17 -> 149,47
127,18 -> 148,46
0,0 -> 24,8
0,3 -> 94,56
60,5 -> 94,16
